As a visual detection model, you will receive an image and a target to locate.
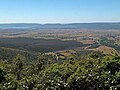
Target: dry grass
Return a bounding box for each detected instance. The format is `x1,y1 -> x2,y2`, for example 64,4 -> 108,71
89,45 -> 118,55
79,40 -> 95,44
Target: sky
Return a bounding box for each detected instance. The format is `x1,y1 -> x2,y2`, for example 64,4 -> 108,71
0,0 -> 120,23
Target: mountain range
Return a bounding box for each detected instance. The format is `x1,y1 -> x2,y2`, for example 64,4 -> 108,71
0,23 -> 120,30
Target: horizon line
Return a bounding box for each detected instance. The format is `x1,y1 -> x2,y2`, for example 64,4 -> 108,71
0,21 -> 120,24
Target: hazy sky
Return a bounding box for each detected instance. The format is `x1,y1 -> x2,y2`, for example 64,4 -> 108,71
0,0 -> 120,23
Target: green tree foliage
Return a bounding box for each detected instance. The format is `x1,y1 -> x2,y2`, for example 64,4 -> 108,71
12,54 -> 25,80
0,68 -> 5,83
37,56 -> 120,90
0,53 -> 120,90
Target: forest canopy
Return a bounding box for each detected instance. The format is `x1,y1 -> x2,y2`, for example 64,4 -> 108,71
0,52 -> 120,90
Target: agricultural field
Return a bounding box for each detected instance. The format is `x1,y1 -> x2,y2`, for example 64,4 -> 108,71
0,29 -> 120,54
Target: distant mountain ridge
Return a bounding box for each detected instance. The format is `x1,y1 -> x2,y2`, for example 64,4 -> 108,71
0,23 -> 120,30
